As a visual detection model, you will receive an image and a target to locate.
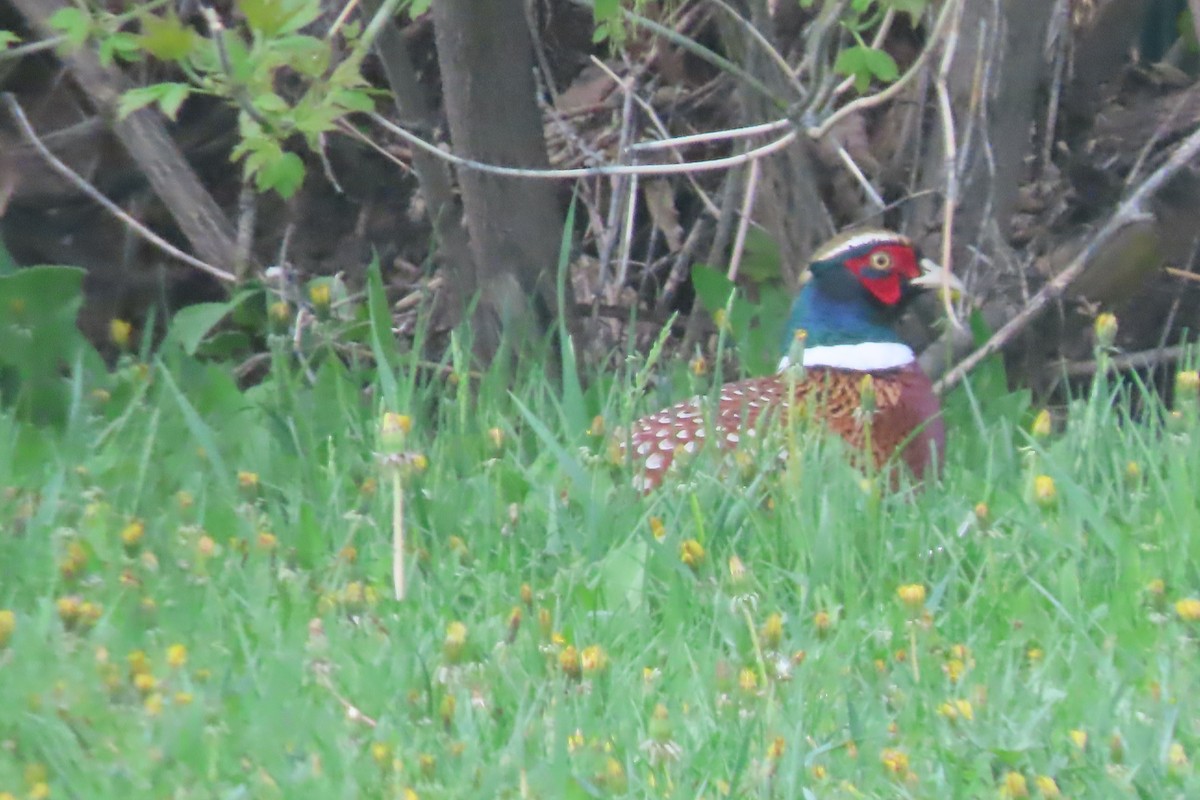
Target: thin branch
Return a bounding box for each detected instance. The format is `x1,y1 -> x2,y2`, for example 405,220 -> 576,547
834,145 -> 885,209
807,0 -> 961,141
2,93 -> 235,283
1166,266 -> 1200,284
627,118 -> 792,153
364,110 -> 799,178
567,0 -> 780,106
1053,344 -> 1189,378
934,0 -> 964,329
934,123 -> 1200,394
709,0 -> 808,101
726,158 -> 761,283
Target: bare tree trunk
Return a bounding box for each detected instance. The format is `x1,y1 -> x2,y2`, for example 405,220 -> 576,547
431,0 -> 573,362
910,0 -> 1055,259
363,0 -> 477,331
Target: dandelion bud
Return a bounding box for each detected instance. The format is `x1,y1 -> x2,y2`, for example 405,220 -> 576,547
1030,409 -> 1052,439
1094,312 -> 1118,348
379,412 -> 412,453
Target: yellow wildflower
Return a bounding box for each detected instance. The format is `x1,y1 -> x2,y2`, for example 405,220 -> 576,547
120,520 -> 145,548
1069,729 -> 1087,750
0,609 -> 14,648
1031,409 -> 1052,438
581,645 -> 608,674
269,301 -> 290,325
813,610 -> 832,636
728,554 -> 747,583
166,644 -> 187,669
110,318 -> 133,348
1033,475 -> 1057,507
761,612 -> 783,649
559,645 -> 581,679
880,747 -> 909,777
1175,370 -> 1200,401
649,517 -> 666,541
379,412 -> 412,452
1034,775 -> 1060,798
443,621 -> 468,664
308,282 -> 331,309
1175,597 -> 1200,621
896,583 -> 926,610
1093,312 -> 1118,348
766,736 -> 785,760
738,667 -> 758,692
1002,770 -> 1028,798
370,741 -> 393,769
680,539 -> 705,569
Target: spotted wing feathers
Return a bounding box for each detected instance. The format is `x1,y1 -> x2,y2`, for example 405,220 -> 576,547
625,365 -> 943,490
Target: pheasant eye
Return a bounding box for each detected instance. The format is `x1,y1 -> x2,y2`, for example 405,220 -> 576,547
869,251 -> 892,271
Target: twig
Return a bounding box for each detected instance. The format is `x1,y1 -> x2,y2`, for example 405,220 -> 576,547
202,8 -> 273,131
834,145 -> 885,210
934,0 -> 964,330
726,158 -> 761,283
567,0 -> 779,106
2,93 -> 235,283
934,123 -> 1200,394
1052,345 -> 1188,378
594,61 -> 639,292
364,110 -> 799,178
329,0 -> 362,38
807,0 -> 961,141
1166,266 -> 1200,284
709,0 -> 808,101
626,118 -> 792,153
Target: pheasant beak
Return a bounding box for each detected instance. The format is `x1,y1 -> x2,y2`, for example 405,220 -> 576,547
910,258 -> 965,298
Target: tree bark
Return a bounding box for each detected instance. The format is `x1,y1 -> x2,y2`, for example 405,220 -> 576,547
909,0 -> 1055,257
363,0 -> 477,329
431,0 -> 573,361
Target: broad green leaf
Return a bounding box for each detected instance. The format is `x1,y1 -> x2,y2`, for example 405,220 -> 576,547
47,7 -> 89,48
690,264 -> 736,316
269,35 -> 329,77
863,47 -> 899,83
157,82 -> 190,119
0,266 -> 99,424
139,12 -> 197,60
165,302 -> 235,356
256,150 -> 306,198
97,31 -> 142,67
331,88 -> 375,114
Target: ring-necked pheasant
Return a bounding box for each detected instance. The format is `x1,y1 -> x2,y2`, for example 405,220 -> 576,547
626,228 -> 961,491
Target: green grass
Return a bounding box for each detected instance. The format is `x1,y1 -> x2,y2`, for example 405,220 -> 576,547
1,336 -> 1199,800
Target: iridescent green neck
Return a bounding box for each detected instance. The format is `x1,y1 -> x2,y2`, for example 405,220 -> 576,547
780,280 -> 905,354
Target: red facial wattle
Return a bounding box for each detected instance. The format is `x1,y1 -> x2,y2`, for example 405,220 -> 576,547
845,245 -> 921,306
